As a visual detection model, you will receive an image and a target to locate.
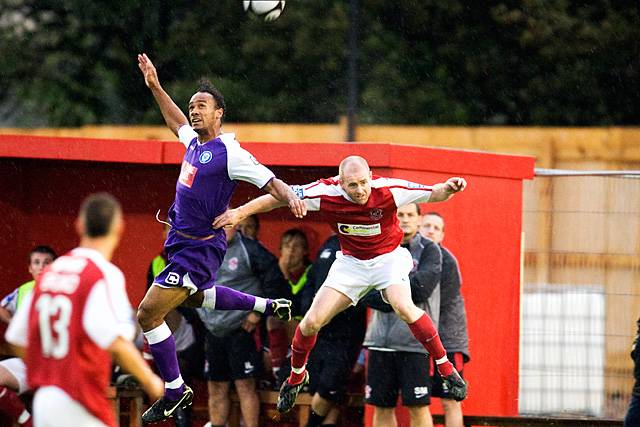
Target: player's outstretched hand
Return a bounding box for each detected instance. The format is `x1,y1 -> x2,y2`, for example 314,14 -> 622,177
269,298 -> 292,322
445,177 -> 467,193
137,53 -> 160,89
212,208 -> 243,229
288,197 -> 307,219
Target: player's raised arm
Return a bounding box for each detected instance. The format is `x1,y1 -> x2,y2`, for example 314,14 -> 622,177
428,177 -> 467,202
137,53 -> 189,137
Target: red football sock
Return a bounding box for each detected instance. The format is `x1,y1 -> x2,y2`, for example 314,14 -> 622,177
0,387 -> 27,420
268,326 -> 289,372
408,313 -> 453,376
289,326 -> 317,385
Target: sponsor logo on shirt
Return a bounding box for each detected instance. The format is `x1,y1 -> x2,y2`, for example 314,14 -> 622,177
199,150 -> 212,164
414,386 -> 429,399
244,361 -> 255,374
249,155 -> 260,166
178,161 -> 198,188
227,257 -> 239,271
337,223 -> 381,236
370,208 -> 383,220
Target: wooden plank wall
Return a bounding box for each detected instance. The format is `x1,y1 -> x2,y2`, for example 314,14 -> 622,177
2,123 -> 640,165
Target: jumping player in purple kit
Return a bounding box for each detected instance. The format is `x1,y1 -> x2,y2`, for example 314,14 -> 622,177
136,53 -> 305,423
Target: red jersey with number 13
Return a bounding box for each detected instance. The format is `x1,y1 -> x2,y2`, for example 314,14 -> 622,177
27,250 -> 124,427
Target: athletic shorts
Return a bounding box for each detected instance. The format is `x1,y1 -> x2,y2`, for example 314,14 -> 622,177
153,229 -> 225,295
430,352 -> 467,399
34,386 -> 107,427
0,357 -> 28,394
203,329 -> 262,382
365,350 -> 432,407
307,338 -> 362,404
323,246 -> 414,304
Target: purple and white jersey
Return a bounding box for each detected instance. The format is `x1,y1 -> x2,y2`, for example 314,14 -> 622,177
167,125 -> 275,239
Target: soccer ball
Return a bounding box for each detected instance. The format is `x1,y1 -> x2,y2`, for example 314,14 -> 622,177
243,1 -> 286,22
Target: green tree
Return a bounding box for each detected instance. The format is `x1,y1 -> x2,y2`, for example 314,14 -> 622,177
0,0 -> 638,126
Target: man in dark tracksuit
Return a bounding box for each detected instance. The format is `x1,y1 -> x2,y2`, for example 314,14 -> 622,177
301,234 -> 368,427
197,228 -> 286,427
363,203 -> 442,427
421,212 -> 470,427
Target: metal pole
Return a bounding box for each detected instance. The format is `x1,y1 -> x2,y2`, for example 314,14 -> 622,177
535,168 -> 640,177
346,0 -> 359,142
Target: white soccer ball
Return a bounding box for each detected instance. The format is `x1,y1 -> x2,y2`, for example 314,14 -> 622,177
243,1 -> 286,22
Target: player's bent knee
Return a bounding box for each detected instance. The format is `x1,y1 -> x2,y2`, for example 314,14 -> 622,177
391,300 -> 420,323
300,314 -> 323,335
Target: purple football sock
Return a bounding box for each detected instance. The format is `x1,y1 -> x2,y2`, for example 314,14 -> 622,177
213,285 -> 259,310
147,333 -> 185,400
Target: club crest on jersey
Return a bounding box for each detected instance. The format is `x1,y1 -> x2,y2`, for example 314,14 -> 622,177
199,151 -> 213,164
338,223 -> 381,236
370,208 -> 383,220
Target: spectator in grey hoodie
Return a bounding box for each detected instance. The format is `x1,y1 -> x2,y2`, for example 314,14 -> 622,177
421,212 -> 470,427
197,226 -> 287,427
362,203 -> 442,427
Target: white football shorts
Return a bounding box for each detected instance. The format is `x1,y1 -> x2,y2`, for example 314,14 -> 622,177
323,245 -> 413,304
34,386 -> 107,427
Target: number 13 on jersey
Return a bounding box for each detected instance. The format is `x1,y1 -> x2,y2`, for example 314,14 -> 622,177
35,293 -> 72,359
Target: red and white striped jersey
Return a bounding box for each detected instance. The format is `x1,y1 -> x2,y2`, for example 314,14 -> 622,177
293,175 -> 432,259
6,247 -> 135,427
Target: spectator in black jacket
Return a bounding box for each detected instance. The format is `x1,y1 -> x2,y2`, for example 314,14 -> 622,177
362,203 -> 442,427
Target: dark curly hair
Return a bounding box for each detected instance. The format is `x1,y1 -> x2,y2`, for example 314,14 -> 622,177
196,78 -> 226,118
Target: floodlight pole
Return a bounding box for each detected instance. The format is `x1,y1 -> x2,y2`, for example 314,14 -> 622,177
346,0 -> 359,142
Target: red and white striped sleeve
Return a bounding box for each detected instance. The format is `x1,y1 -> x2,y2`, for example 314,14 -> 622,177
381,178 -> 433,207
